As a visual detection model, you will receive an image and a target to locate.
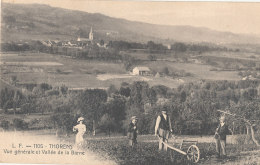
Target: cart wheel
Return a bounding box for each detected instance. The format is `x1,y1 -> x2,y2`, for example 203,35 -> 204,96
187,145 -> 200,163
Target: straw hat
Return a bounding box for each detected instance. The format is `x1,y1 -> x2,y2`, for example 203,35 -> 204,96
219,115 -> 225,122
77,117 -> 84,123
131,116 -> 138,120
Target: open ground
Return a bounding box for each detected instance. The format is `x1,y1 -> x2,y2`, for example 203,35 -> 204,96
1,130 -> 258,165
0,52 -> 243,90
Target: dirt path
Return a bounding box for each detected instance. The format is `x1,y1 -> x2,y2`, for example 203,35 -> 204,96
0,131 -> 117,165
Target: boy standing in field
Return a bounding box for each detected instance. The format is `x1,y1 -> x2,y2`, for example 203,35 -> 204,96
127,116 -> 138,147
214,115 -> 232,158
154,107 -> 173,151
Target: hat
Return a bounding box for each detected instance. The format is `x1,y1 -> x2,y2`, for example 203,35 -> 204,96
161,106 -> 168,113
131,116 -> 138,120
219,115 -> 225,121
77,117 -> 84,123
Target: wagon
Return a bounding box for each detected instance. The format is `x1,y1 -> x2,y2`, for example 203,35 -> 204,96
157,136 -> 200,163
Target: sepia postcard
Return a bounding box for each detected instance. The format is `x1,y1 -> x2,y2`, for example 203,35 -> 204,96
0,0 -> 260,165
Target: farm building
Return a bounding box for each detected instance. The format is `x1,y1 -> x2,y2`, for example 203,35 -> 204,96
132,67 -> 151,76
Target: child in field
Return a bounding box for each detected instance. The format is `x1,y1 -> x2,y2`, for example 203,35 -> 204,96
73,117 -> 86,148
127,116 -> 138,147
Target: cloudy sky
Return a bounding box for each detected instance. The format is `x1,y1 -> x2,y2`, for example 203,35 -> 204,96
2,0 -> 260,35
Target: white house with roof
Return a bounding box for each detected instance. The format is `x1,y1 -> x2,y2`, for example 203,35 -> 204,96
132,67 -> 151,76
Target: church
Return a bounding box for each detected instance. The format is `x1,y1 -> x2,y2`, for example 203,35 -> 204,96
77,27 -> 94,42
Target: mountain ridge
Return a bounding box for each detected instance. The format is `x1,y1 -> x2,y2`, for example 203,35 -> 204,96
2,3 -> 260,44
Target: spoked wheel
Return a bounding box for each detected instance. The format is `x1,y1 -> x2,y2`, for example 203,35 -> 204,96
186,145 -> 200,163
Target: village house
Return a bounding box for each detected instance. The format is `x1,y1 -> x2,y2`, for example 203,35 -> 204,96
132,67 -> 151,76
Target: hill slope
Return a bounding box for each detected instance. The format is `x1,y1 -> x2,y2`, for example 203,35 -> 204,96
2,3 -> 260,44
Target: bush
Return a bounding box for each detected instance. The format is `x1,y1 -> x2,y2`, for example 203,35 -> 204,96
28,119 -> 40,129
148,55 -> 157,61
232,134 -> 254,145
162,67 -> 169,75
13,118 -> 29,130
45,90 -> 60,96
0,120 -> 10,130
50,113 -> 76,136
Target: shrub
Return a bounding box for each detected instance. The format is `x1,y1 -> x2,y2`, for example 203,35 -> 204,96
233,134 -> 254,145
29,119 -> 40,129
45,90 -> 60,96
50,113 -> 76,136
0,120 -> 10,130
13,118 -> 28,130
162,67 -> 169,75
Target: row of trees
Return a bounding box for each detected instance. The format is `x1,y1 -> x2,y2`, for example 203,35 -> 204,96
2,39 -> 232,55
1,80 -> 260,136
107,40 -> 230,53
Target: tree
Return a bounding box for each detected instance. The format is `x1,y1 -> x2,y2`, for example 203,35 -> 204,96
107,84 -> 118,97
119,86 -> 131,97
10,75 -> 18,85
36,97 -> 52,114
50,113 -> 75,137
151,85 -> 170,98
77,89 -> 108,135
162,67 -> 169,75
99,114 -> 116,136
0,120 -> 10,130
0,88 -> 13,109
122,54 -> 136,71
171,42 -> 187,52
106,95 -> 126,131
148,54 -> 157,61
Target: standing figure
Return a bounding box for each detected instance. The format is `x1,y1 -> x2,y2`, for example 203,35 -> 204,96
127,116 -> 138,147
154,107 -> 173,151
214,116 -> 231,158
73,117 -> 86,148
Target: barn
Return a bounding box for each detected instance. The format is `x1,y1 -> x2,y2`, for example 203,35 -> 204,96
132,67 -> 151,76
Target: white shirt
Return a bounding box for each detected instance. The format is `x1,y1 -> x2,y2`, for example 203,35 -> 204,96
74,123 -> 86,135
154,114 -> 172,134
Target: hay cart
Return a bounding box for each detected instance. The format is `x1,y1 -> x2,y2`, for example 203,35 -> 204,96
157,136 -> 200,163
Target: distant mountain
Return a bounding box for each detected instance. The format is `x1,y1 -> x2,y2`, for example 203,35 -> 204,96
2,3 -> 260,44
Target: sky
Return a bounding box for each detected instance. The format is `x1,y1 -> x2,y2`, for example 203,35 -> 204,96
2,0 -> 260,35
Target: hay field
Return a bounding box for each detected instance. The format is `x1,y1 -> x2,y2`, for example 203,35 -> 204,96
144,61 -> 241,81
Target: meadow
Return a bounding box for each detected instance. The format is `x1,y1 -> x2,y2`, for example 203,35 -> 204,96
0,51 -> 245,90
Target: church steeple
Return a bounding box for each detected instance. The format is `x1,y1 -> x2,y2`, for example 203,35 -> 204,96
89,27 -> 93,41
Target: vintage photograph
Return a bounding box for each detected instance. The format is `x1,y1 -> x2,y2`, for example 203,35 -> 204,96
0,0 -> 260,164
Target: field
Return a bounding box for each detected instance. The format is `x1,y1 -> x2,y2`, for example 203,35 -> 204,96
144,61 -> 240,81
63,134 -> 259,165
201,51 -> 260,62
0,51 -> 245,90
0,125 -> 259,165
